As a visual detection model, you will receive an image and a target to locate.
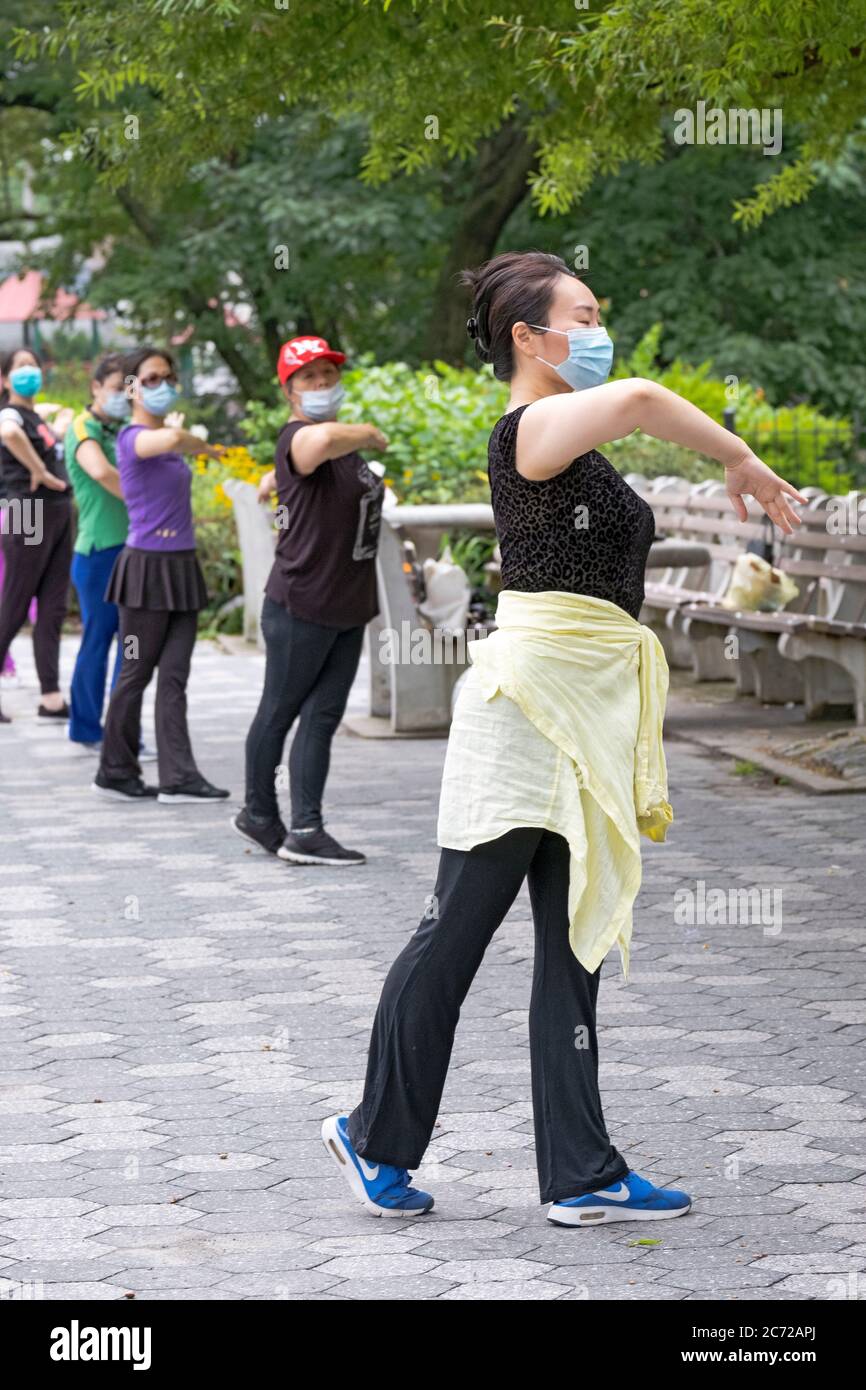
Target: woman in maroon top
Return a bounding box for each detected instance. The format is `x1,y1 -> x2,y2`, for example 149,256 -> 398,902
0,345 -> 72,724
233,335 -> 388,865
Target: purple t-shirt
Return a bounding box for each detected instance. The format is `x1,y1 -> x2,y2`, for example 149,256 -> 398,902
116,425 -> 196,551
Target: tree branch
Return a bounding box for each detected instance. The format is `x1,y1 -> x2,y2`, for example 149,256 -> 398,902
114,187 -> 269,400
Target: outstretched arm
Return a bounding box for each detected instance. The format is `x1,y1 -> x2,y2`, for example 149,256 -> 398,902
134,426 -> 224,462
290,422 -> 389,477
515,378 -> 808,533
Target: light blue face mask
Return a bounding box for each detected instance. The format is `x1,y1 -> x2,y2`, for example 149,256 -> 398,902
9,365 -> 43,399
102,390 -> 131,421
298,381 -> 345,421
140,380 -> 180,416
528,324 -> 614,391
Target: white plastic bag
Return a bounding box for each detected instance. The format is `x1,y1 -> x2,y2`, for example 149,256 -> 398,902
721,553 -> 799,612
417,548 -> 471,631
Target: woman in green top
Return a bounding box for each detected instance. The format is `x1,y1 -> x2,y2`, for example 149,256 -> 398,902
65,353 -> 135,748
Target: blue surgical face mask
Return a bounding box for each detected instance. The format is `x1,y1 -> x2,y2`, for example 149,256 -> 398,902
528,324 -> 614,391
140,380 -> 180,416
102,390 -> 131,421
297,381 -> 345,421
9,365 -> 43,398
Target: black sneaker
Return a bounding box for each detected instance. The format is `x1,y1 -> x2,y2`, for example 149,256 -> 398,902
231,807 -> 288,855
38,701 -> 70,721
158,776 -> 230,804
92,771 -> 158,801
277,826 -> 366,866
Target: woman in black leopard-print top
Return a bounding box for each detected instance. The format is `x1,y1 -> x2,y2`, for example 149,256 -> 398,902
488,403 -> 655,620
326,251 -> 806,1226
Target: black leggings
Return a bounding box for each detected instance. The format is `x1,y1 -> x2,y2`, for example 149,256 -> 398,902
347,827 -> 629,1205
0,503 -> 72,694
244,595 -> 365,827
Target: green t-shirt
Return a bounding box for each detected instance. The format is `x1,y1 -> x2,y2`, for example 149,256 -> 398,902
65,410 -> 129,555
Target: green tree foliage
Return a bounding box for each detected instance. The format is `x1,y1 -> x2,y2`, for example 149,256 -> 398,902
22,110 -> 450,398
20,0 -> 866,226
512,140 -> 866,415
4,0 -> 865,406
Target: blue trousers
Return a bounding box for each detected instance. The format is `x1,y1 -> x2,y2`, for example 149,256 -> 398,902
69,544 -> 125,744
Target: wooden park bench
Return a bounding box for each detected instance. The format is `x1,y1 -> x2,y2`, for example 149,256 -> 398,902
629,476 -> 826,675
677,499 -> 866,722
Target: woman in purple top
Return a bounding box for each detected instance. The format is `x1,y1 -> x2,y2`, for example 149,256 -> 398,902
94,346 -> 230,803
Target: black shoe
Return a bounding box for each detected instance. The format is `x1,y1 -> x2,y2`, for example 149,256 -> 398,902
38,701 -> 70,721
277,826 -> 366,866
231,807 -> 288,855
92,771 -> 158,801
158,776 -> 230,804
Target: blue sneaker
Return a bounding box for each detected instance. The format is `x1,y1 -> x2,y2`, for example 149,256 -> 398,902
321,1115 -> 434,1218
547,1170 -> 692,1227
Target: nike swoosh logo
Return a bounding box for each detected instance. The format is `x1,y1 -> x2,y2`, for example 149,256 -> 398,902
357,1156 -> 380,1181
595,1183 -> 631,1202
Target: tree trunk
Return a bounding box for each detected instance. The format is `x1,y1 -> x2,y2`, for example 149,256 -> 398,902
422,122 -> 536,364
115,190 -> 269,401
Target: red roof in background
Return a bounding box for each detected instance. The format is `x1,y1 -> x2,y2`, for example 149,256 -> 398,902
0,270 -> 106,323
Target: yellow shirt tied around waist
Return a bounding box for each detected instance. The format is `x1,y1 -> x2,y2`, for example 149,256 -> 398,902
436,589 -> 673,984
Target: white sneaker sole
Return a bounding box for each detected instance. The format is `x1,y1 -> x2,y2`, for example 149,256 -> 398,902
320,1116 -> 431,1219
547,1200 -> 692,1227
91,782 -> 154,802
157,792 -> 230,804
277,846 -> 365,866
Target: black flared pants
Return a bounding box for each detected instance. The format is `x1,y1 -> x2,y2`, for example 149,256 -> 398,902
347,826 -> 629,1204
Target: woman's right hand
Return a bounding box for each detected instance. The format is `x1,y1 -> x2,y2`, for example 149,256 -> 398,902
32,470 -> 68,493
724,448 -> 809,534
257,469 -> 276,502
359,425 -> 389,452
175,428 -> 223,459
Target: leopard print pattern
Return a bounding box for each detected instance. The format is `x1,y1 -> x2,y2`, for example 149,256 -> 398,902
488,404 -> 656,621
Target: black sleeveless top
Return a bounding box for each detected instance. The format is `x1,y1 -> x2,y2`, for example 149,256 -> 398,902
488,403 -> 656,621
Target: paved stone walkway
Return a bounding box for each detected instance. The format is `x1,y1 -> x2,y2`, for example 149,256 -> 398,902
1,635 -> 865,1301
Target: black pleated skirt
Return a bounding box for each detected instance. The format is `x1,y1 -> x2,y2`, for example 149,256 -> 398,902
105,546 -> 208,612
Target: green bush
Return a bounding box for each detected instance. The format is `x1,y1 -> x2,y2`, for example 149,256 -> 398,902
189,468 -> 242,623
240,357 -> 508,504
194,343 -> 860,627
239,338 -> 855,504
614,324 -> 857,489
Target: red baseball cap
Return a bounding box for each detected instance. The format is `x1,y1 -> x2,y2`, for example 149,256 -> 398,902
277,335 -> 346,385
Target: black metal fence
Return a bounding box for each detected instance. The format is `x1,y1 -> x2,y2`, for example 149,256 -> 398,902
723,407 -> 866,493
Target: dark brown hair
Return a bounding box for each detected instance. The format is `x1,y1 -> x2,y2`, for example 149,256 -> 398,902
459,251 -> 576,381
121,345 -> 176,380
91,352 -> 127,388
